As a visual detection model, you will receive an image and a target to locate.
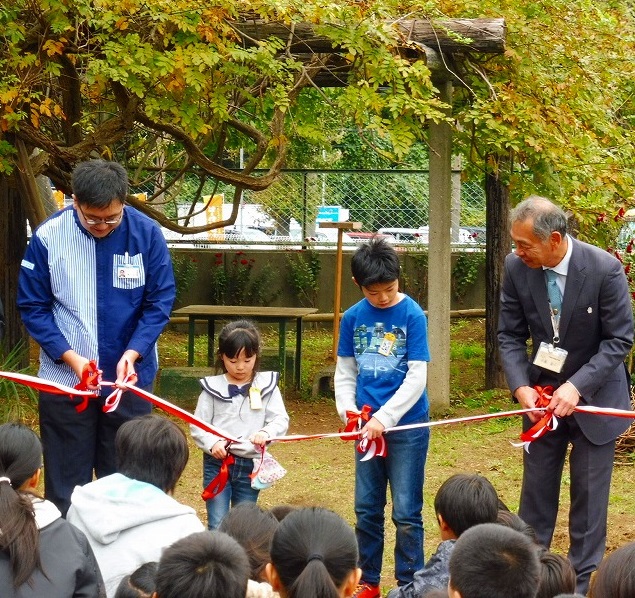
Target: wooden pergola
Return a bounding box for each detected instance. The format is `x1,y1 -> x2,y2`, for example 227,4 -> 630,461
235,17 -> 507,409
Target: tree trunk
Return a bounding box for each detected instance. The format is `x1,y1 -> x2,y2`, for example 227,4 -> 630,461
484,155 -> 511,390
0,175 -> 29,366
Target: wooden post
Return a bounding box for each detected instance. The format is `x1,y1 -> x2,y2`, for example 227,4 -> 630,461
427,79 -> 453,412
319,221 -> 362,360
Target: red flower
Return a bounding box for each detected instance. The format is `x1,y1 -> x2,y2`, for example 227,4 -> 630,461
614,207 -> 626,222
215,253 -> 222,258
615,251 -> 623,262
627,241 -> 634,254
625,264 -> 631,274
240,259 -> 249,265
215,260 -> 222,266
597,213 -> 606,223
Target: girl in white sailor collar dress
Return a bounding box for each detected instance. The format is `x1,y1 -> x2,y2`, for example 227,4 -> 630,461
191,319 -> 289,529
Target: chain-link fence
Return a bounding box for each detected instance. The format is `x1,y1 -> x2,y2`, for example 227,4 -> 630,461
134,169 -> 487,247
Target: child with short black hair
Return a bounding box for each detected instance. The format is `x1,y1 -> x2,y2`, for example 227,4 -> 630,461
536,549 -> 576,598
154,531 -> 250,598
335,237 -> 430,598
191,319 -> 289,529
114,562 -> 158,598
448,523 -> 541,598
266,507 -> 361,598
387,473 -> 500,598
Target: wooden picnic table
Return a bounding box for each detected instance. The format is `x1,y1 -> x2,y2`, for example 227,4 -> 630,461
172,305 -> 318,388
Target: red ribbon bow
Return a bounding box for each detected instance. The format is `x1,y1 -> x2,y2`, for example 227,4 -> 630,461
73,360 -> 102,413
341,405 -> 388,459
201,450 -> 235,500
518,385 -> 557,448
342,405 -> 372,435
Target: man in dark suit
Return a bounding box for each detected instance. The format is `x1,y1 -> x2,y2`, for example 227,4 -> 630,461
498,195 -> 633,594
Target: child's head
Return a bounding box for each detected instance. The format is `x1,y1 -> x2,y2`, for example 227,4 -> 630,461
351,238 -> 401,309
496,508 -> 539,544
351,237 -> 398,286
269,504 -> 297,522
589,541 -> 635,598
448,523 -> 541,598
535,549 -> 576,598
0,422 -> 43,587
154,531 -> 250,598
219,503 -> 279,582
266,507 -> 361,598
216,319 -> 261,377
114,561 -> 158,598
116,414 -> 189,494
433,473 -> 499,539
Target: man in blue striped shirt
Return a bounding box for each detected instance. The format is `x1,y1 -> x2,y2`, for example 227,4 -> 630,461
18,160 -> 176,516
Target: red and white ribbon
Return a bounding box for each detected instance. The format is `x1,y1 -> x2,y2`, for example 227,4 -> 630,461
3,371 -> 635,460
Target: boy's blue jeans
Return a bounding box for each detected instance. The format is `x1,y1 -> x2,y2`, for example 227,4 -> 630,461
354,421 -> 429,587
203,453 -> 260,529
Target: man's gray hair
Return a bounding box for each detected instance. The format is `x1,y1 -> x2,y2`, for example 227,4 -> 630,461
510,195 -> 567,241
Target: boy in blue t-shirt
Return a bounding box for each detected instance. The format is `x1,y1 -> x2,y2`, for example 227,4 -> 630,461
335,238 -> 430,598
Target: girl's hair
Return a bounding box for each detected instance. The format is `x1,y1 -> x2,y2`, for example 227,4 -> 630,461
0,422 -> 44,587
219,503 -> 279,581
114,561 -> 159,598
589,541 -> 635,598
216,319 -> 261,375
269,507 -> 358,598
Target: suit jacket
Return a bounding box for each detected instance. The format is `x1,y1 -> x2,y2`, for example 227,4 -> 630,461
498,237 -> 634,445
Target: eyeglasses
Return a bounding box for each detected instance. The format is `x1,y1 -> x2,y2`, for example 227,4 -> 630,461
78,204 -> 124,226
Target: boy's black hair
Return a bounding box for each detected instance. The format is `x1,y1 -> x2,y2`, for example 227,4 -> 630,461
433,473 -> 499,537
449,523 -> 541,598
114,561 -> 158,598
71,159 -> 128,208
219,502 -> 279,581
116,414 -> 189,494
536,549 -> 576,598
496,508 -> 538,544
350,237 -> 400,288
154,531 -> 249,598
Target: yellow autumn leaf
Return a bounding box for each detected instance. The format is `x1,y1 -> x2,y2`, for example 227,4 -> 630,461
42,39 -> 64,57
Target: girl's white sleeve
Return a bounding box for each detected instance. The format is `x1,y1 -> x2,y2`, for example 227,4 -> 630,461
334,356 -> 358,423
190,391 -> 222,453
261,384 -> 290,438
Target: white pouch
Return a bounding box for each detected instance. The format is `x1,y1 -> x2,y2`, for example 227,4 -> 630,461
251,452 -> 287,490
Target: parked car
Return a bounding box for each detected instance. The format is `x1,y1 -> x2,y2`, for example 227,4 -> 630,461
461,226 -> 486,244
164,226 -> 274,249
377,227 -> 429,244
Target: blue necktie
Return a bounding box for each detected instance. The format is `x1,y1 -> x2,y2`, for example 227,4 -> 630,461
227,384 -> 250,397
545,269 -> 562,315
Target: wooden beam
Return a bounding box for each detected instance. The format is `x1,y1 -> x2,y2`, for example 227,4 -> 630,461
233,18 -> 506,55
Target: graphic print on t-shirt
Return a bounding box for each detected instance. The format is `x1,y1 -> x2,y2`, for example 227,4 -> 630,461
353,321 -> 408,379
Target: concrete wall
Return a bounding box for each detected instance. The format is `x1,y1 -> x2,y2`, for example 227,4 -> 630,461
171,248 -> 485,314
